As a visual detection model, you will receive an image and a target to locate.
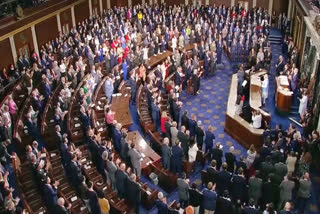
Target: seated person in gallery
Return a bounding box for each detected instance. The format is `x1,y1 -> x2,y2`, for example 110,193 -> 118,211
252,110 -> 262,129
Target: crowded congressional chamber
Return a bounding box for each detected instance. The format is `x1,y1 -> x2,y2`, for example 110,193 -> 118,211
0,0 -> 320,213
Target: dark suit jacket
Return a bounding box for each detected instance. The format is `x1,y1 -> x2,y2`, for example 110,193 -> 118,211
243,206 -> 260,214
188,119 -> 197,137
195,126 -> 205,146
55,205 -> 71,214
217,170 -> 232,193
155,199 -> 168,214
207,166 -> 219,183
231,175 -> 247,200
216,197 -> 234,214
225,152 -> 236,173
88,190 -> 101,214
212,148 -> 223,169
115,169 -> 128,197
126,179 -> 141,203
188,187 -> 203,207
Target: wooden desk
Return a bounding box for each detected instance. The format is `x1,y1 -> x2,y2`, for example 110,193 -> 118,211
275,75 -> 293,113
225,74 -> 264,150
127,131 -> 162,170
111,86 -> 133,129
148,51 -> 173,69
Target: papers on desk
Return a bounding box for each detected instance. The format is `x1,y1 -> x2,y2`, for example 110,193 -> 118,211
73,131 -> 78,135
50,153 -> 56,157
146,190 -> 151,195
98,101 -> 101,105
96,182 -> 103,185
141,153 -> 146,158
98,128 -> 103,132
84,165 -> 91,170
71,196 -> 77,202
80,207 -> 86,211
19,94 -> 24,98
81,158 -> 87,163
117,93 -> 122,96
245,69 -> 250,74
41,153 -> 46,158
97,106 -> 101,110
96,121 -> 100,126
74,117 -> 79,121
146,161 -> 152,166
50,119 -> 54,123
75,123 -> 80,128
103,186 -> 107,191
242,80 -> 247,87
91,103 -> 95,108
125,94 -> 128,97
279,75 -> 289,86
112,94 -> 116,97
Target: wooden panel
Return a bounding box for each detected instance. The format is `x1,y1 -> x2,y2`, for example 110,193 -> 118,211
165,0 -> 185,5
132,0 -> 142,6
209,0 -> 232,7
92,0 -> 101,15
273,0 -> 289,15
111,0 -> 128,7
60,8 -> 73,33
0,39 -> 14,68
35,16 -> 59,47
258,0 -> 269,10
14,28 -> 34,58
74,0 -> 90,24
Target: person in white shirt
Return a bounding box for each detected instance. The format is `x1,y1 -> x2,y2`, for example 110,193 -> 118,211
188,140 -> 198,163
298,91 -> 308,119
252,110 -> 262,129
261,74 -> 269,105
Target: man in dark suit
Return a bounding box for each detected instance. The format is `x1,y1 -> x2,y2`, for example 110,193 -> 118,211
231,168 -> 248,203
115,163 -> 129,199
205,126 -> 215,154
55,197 -> 71,214
55,125 -> 63,150
171,140 -> 184,174
217,163 -> 232,194
155,192 -> 169,214
212,143 -> 223,170
126,174 -> 141,214
44,176 -> 59,212
113,123 -> 122,153
195,121 -> 205,150
188,183 -> 203,214
243,198 -> 260,214
188,114 -> 197,137
225,146 -> 236,174
69,154 -> 83,187
207,160 -> 219,184
275,55 -> 285,76
216,190 -> 234,214
177,126 -> 189,159
162,138 -> 171,170
172,98 -> 182,124
87,181 -> 101,214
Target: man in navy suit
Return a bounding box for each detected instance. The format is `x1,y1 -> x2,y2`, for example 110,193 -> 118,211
171,140 -> 184,174
113,123 -> 122,153
205,126 -> 215,154
203,182 -> 217,214
155,192 -> 168,214
243,198 -> 260,214
44,176 -> 59,212
217,162 -> 232,194
115,163 -> 129,199
126,173 -> 141,214
231,167 -> 248,203
188,114 -> 197,137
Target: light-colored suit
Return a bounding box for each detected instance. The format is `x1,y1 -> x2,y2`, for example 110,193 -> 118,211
177,178 -> 189,202
170,127 -> 178,144
128,148 -> 142,177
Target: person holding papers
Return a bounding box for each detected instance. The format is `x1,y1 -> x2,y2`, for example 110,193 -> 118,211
252,110 -> 262,129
